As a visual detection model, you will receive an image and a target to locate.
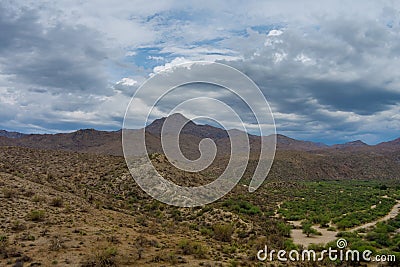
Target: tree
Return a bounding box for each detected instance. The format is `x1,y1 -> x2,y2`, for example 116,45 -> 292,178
302,221 -> 319,237
319,215 -> 330,228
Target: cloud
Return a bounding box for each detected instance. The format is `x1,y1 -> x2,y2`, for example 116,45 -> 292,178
114,77 -> 140,95
216,8 -> 400,143
0,4 -> 111,93
1,1 -> 400,144
0,2 -> 133,133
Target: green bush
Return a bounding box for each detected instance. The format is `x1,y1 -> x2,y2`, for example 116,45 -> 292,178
200,227 -> 213,236
278,180 -> 397,229
27,210 -> 45,222
222,244 -> 237,254
301,221 -> 320,237
349,240 -> 376,254
178,239 -> 207,258
213,224 -> 233,242
277,222 -> 292,237
222,199 -> 261,215
32,195 -> 46,203
365,232 -> 391,247
284,239 -> 297,250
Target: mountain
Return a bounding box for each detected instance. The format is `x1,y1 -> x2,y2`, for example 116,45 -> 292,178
144,114 -> 329,157
0,129 -> 26,138
375,138 -> 400,151
143,114 -> 230,159
0,114 -> 399,156
0,129 -> 123,155
331,140 -> 369,150
146,113 -> 229,139
276,134 -> 329,151
0,114 -> 400,184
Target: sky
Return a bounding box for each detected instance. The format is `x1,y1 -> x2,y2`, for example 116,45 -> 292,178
1,0 -> 400,144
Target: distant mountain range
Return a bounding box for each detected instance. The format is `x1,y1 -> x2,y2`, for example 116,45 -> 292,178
0,113 -> 399,156
1,113 -> 399,181
0,129 -> 26,139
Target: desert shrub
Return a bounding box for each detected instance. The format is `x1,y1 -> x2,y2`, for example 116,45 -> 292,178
185,223 -> 197,231
72,229 -> 87,236
178,239 -> 193,253
349,240 -> 376,254
237,230 -> 250,239
23,190 -> 35,198
20,232 -> 36,241
13,171 -> 24,178
64,204 -> 73,213
50,197 -> 64,207
222,244 -> 237,254
32,195 -> 46,203
170,208 -> 182,221
277,221 -> 292,237
200,227 -> 213,236
0,235 -> 8,259
49,235 -> 65,251
11,220 -> 26,232
49,236 -> 66,251
213,223 -> 234,242
379,184 -> 388,190
301,221 -> 320,237
307,243 -> 325,251
135,216 -> 148,227
134,235 -> 158,250
163,252 -> 179,264
228,259 -> 239,267
365,232 -> 391,247
197,205 -> 212,216
222,199 -> 261,215
133,235 -> 149,260
106,235 -> 120,244
284,239 -> 297,250
46,172 -> 55,181
82,246 -> 118,267
2,188 -> 17,198
336,231 -> 360,239
178,239 -> 207,259
374,221 -> 397,234
27,210 -> 45,222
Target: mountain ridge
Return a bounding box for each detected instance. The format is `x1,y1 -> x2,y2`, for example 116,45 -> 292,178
0,113 -> 399,155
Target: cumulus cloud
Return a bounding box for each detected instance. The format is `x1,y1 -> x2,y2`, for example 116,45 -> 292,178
0,2 -> 131,133
217,9 -> 400,143
0,4 -> 111,93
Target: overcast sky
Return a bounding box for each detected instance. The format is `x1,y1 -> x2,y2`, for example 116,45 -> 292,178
1,0 -> 400,144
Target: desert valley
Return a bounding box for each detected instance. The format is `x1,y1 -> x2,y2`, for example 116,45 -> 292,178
1,115 -> 400,266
